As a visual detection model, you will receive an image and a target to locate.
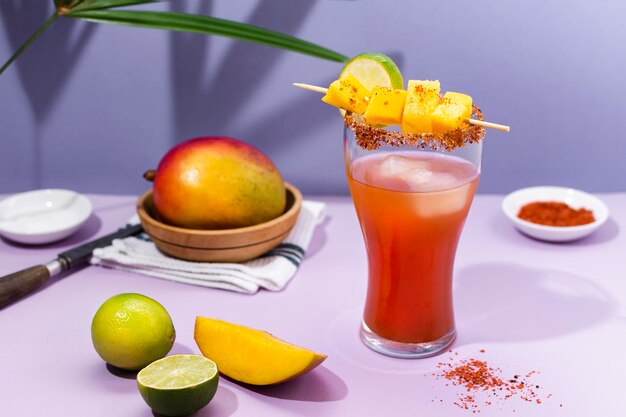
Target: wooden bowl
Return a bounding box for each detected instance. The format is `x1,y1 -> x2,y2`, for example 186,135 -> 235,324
137,183 -> 302,262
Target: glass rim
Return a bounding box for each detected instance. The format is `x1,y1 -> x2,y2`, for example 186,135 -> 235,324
344,105 -> 486,153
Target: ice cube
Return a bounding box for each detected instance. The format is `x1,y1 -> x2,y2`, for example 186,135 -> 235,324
400,168 -> 434,191
414,183 -> 473,218
378,155 -> 414,177
429,172 -> 461,191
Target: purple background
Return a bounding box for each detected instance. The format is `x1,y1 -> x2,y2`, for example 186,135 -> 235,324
1,0 -> 625,195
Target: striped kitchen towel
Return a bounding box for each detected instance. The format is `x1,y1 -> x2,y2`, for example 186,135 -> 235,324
91,201 -> 326,294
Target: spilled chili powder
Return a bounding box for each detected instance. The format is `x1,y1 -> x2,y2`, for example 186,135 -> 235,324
518,201 -> 595,226
431,350 -> 556,413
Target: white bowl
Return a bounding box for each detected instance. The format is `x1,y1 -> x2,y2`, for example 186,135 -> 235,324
0,189 -> 93,245
502,186 -> 609,242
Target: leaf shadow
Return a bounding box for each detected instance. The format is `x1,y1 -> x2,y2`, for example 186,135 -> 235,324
169,0 -> 214,141
169,0 -> 317,146
0,1 -> 96,187
0,1 -> 96,123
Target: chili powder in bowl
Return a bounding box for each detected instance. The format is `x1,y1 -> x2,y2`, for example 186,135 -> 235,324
502,186 -> 609,242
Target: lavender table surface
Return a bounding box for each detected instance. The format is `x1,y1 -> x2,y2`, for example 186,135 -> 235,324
1,193 -> 624,417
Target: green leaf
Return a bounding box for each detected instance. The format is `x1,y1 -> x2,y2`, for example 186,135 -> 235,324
0,12 -> 59,76
55,0 -> 80,10
65,10 -> 349,62
69,0 -> 161,12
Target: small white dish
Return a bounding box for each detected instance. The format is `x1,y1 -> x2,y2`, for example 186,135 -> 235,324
0,189 -> 92,245
502,186 -> 609,242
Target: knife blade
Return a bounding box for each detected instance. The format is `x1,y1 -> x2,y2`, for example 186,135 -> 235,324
0,223 -> 143,308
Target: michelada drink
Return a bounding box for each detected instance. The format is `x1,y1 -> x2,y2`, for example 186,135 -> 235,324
348,151 -> 479,345
295,51 -> 506,357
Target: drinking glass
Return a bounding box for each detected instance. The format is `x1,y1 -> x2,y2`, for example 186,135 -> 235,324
344,120 -> 483,358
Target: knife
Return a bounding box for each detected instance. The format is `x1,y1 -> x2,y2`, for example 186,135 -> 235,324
0,223 -> 143,308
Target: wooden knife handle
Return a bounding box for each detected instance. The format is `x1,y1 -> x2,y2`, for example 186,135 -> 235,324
0,265 -> 50,308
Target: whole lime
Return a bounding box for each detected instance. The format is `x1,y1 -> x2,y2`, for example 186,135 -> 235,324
91,293 -> 175,370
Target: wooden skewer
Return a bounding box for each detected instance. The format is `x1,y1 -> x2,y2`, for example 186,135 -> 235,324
293,82 -> 511,132
464,119 -> 510,132
293,83 -> 329,94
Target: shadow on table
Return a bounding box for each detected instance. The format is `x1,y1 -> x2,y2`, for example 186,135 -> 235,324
454,262 -> 617,345
193,384 -> 238,417
0,214 -> 102,250
223,366 -> 347,403
106,363 -> 138,380
305,215 -> 330,260
569,217 -> 620,246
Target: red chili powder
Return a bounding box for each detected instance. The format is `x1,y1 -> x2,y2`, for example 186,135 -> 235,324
432,350 -> 555,413
518,201 -> 595,226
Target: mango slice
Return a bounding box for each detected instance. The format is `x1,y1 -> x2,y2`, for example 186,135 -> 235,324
363,87 -> 407,126
194,317 -> 327,386
401,80 -> 441,134
431,91 -> 473,133
321,74 -> 370,114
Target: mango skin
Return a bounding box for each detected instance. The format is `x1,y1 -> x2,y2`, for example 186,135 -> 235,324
153,137 -> 286,230
194,317 -> 327,385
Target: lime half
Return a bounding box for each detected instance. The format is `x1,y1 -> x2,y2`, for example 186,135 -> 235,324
339,52 -> 404,90
137,354 -> 219,417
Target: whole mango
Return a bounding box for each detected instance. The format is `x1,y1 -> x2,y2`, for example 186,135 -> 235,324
151,137 -> 286,229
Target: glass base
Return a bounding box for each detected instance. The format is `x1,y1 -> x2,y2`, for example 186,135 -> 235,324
360,321 -> 456,359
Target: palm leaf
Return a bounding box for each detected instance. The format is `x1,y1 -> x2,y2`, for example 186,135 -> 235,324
0,12 -> 59,75
68,0 -> 161,12
66,9 -> 348,62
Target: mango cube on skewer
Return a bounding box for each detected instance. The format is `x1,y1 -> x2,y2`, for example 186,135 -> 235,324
363,87 -> 407,126
431,92 -> 473,134
322,74 -> 370,114
442,92 -> 473,119
401,80 -> 441,134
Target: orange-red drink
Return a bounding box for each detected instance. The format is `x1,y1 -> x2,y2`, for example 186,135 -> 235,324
347,150 -> 480,357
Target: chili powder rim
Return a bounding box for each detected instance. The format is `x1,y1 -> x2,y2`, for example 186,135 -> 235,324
344,105 -> 486,152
